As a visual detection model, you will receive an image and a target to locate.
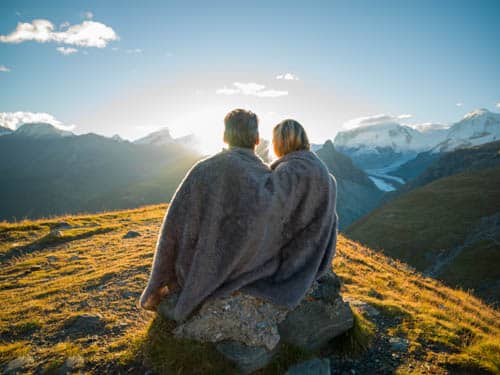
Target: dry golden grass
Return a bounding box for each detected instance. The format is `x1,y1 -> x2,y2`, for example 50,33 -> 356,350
0,205 -> 498,374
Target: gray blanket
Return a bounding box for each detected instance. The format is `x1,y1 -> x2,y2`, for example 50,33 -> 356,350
140,148 -> 338,321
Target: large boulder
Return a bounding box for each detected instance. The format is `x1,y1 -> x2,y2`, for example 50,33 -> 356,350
157,271 -> 353,373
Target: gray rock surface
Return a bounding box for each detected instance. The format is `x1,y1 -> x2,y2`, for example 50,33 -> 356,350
158,271 -> 353,373
389,337 -> 409,352
5,356 -> 34,374
286,358 -> 331,375
123,230 -> 141,238
278,297 -> 353,351
215,341 -> 278,374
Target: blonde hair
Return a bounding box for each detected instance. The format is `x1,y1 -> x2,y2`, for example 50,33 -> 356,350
272,119 -> 310,157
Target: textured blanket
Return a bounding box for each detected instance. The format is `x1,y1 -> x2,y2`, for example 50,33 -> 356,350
140,148 -> 338,321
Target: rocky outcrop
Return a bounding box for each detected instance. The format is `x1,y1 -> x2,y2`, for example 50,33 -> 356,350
157,271 -> 353,373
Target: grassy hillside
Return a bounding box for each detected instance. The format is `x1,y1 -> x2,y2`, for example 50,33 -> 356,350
0,205 -> 498,374
347,166 -> 500,304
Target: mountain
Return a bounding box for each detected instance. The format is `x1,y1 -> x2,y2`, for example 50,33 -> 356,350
134,127 -> 175,146
395,140 -> 500,196
0,125 -> 12,136
334,122 -> 448,170
14,122 -> 74,138
432,108 -> 500,152
333,109 -> 500,190
346,166 -> 500,304
315,141 -> 383,228
0,130 -> 201,221
1,205 -> 498,374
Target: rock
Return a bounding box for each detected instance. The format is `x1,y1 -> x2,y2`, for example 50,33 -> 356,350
344,298 -> 380,317
50,229 -> 63,237
278,297 -> 354,351
47,256 -> 59,262
161,273 -> 352,373
30,265 -> 42,272
54,222 -> 72,229
5,356 -> 34,374
311,273 -> 341,302
389,337 -> 409,352
286,358 -> 331,375
63,355 -> 84,370
123,230 -> 141,239
215,340 -> 277,374
68,255 -> 81,261
172,292 -> 288,350
64,313 -> 105,337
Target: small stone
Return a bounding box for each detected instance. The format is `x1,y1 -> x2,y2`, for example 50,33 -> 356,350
69,255 -> 81,261
54,222 -> 72,229
123,230 -> 141,239
389,337 -> 409,352
50,229 -> 62,237
5,356 -> 34,373
215,341 -> 277,374
47,256 -> 59,262
30,265 -> 42,271
65,355 -> 84,369
286,358 -> 331,375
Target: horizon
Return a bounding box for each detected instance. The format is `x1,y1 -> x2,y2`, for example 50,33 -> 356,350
1,0 -> 499,153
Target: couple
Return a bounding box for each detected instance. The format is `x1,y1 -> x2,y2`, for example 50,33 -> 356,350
140,109 -> 338,322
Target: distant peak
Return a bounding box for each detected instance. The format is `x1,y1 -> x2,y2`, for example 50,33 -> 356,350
463,108 -> 490,120
14,122 -> 74,138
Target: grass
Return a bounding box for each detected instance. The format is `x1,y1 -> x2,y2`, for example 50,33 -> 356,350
0,204 -> 498,374
346,166 -> 500,302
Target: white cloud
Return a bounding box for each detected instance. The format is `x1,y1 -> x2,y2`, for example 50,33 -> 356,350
84,11 -> 94,20
456,102 -> 463,107
0,65 -> 10,72
216,82 -> 288,98
343,114 -> 412,129
496,103 -> 500,108
0,112 -> 75,131
0,19 -> 118,48
276,73 -> 299,81
60,21 -> 70,29
56,46 -> 78,55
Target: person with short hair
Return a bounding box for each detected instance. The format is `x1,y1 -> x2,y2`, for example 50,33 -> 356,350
140,109 -> 273,319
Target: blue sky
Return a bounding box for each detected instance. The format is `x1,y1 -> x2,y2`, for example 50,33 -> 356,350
1,0 -> 499,152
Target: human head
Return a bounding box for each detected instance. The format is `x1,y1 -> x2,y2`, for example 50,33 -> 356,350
223,109 -> 260,149
272,119 -> 310,157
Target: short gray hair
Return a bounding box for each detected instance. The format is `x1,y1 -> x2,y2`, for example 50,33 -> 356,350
224,109 -> 259,148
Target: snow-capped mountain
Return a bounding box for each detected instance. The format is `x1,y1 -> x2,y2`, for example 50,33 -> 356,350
13,123 -> 74,138
334,121 -> 448,170
333,109 -> 500,191
432,109 -> 500,153
0,126 -> 13,136
134,127 -> 175,146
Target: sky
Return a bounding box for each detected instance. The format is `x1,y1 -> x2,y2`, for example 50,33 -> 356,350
1,0 -> 499,153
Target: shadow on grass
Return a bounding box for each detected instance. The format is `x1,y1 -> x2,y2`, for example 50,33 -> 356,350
1,226 -> 116,262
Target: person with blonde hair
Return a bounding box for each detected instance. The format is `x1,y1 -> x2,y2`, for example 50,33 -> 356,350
242,119 -> 338,305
